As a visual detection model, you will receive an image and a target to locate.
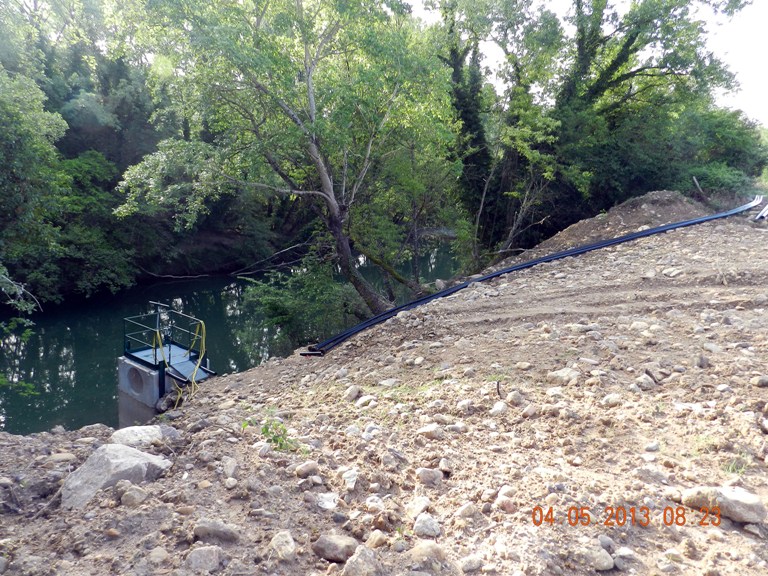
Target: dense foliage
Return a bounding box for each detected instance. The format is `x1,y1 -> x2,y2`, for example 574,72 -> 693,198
1,0 -> 766,322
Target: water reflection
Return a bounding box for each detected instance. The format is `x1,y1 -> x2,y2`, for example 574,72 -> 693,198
0,277 -> 276,435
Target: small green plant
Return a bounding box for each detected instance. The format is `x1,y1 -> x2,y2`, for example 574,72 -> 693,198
260,418 -> 298,451
240,417 -> 258,432
722,454 -> 750,475
691,435 -> 719,456
394,524 -> 413,541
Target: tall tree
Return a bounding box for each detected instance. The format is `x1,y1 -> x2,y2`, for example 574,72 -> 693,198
439,0 -> 565,254
453,0 -> 758,253
0,69 -> 67,290
553,0 -> 749,203
110,0 -> 457,314
438,2 -> 492,249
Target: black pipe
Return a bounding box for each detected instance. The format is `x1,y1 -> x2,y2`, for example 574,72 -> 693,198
302,196 -> 764,356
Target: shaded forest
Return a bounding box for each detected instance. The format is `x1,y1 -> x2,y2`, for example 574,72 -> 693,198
1,0 -> 766,320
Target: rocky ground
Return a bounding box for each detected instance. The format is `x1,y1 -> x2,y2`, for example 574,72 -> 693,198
1,190 -> 768,576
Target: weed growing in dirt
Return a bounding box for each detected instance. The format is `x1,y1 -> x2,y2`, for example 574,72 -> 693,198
260,419 -> 298,451
240,417 -> 257,432
722,454 -> 750,475
691,435 -> 720,456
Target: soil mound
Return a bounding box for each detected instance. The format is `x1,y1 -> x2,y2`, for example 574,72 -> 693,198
2,191 -> 767,576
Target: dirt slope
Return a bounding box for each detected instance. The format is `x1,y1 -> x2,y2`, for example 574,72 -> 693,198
1,190 -> 767,576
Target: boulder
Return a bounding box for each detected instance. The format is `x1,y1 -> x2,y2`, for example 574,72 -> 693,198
681,486 -> 767,524
110,425 -> 179,447
61,444 -> 171,509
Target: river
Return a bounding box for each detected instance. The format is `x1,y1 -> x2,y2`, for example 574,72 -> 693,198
0,249 -> 456,435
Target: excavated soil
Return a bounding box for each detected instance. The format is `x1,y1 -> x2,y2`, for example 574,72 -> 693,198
1,190 -> 768,576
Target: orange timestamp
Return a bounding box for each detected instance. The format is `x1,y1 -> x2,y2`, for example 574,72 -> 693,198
531,505 -> 721,528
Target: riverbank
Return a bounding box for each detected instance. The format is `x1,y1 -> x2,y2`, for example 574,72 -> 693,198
1,190 -> 767,575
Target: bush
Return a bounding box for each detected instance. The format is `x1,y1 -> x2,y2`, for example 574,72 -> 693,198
241,256 -> 368,354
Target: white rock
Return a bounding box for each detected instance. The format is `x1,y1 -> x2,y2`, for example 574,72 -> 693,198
498,485 -> 515,498
406,496 -> 431,519
682,486 -> 767,523
355,395 -> 377,408
366,530 -> 388,549
416,423 -> 444,440
407,541 -> 447,569
664,549 -> 684,563
341,545 -> 384,576
295,460 -> 319,479
110,425 -> 173,447
506,390 -> 524,405
614,547 -> 636,559
494,495 -> 515,513
521,404 -> 538,418
601,393 -> 622,407
447,422 -> 469,433
461,555 -> 484,573
344,385 -> 362,401
455,502 -> 478,518
585,547 -> 614,571
365,495 -> 386,513
185,546 -> 223,572
457,399 -> 474,413
120,485 -> 148,507
489,401 -> 508,416
147,546 -> 170,565
221,456 -> 238,479
61,444 -> 171,509
635,373 -> 656,390
344,425 -> 361,437
193,518 -> 240,543
413,512 -> 441,538
547,367 -> 580,384
316,492 -> 339,510
342,469 -> 359,491
269,530 -> 296,562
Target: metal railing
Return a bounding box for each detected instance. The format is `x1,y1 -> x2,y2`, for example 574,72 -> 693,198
123,301 -> 206,367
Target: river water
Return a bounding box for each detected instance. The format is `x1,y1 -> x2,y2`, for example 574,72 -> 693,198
0,249 -> 455,435
0,278 -> 273,435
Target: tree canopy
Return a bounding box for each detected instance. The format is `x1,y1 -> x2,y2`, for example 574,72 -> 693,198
0,0 -> 765,321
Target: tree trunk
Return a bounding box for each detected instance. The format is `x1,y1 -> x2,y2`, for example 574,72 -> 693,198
328,215 -> 390,315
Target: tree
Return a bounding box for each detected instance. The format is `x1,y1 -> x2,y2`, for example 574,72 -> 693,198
437,2 -> 492,250
109,0 -> 458,315
437,0 -> 565,255
0,68 -> 68,301
553,0 -> 749,200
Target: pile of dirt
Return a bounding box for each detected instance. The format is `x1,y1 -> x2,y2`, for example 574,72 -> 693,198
1,190 -> 767,576
534,190 -> 709,251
